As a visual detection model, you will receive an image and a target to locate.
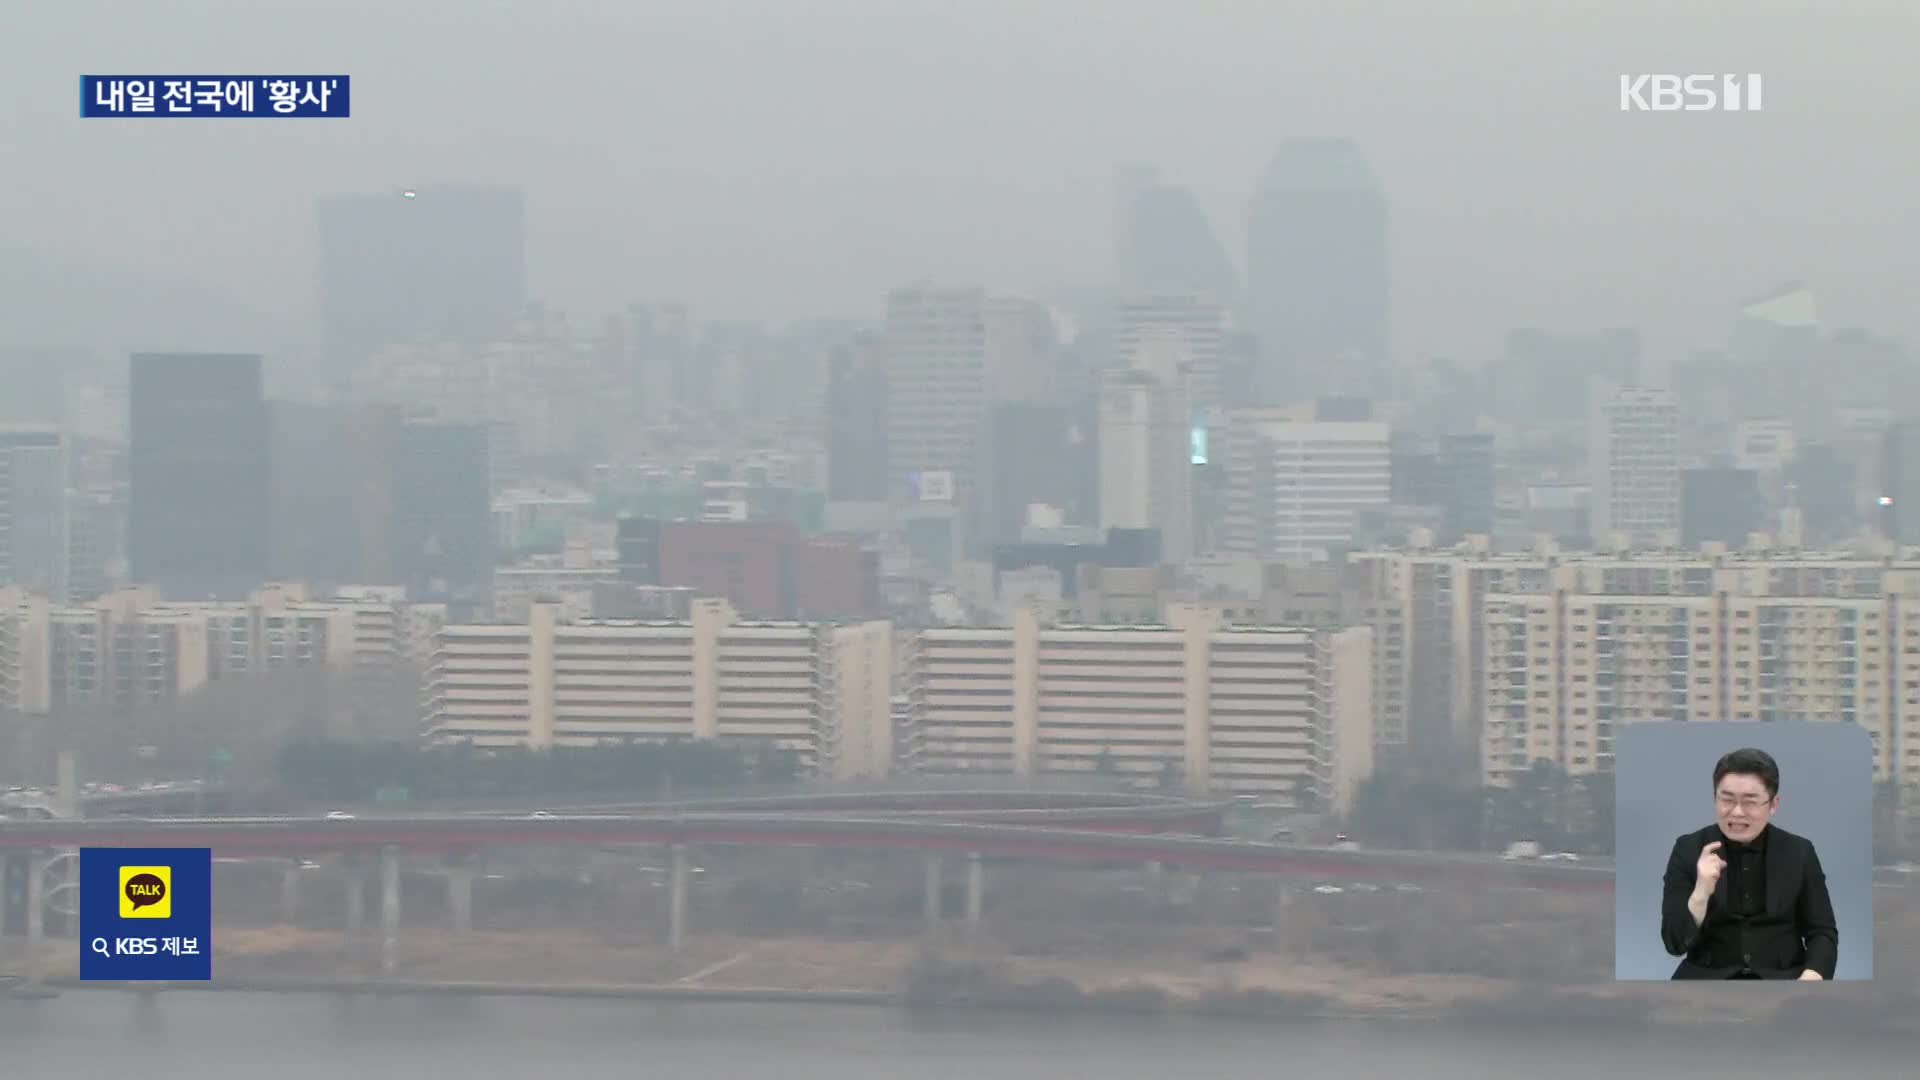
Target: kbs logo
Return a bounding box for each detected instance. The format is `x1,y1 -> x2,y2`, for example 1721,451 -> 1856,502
118,864 -> 171,919
1619,74 -> 1763,112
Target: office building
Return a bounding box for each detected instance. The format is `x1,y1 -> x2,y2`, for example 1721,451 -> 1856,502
1589,384 -> 1681,548
1681,466 -> 1766,548
128,353 -> 270,600
1115,181 -> 1240,304
1112,294 -> 1230,420
391,419 -> 494,608
1245,138 -> 1390,403
1882,422 -> 1920,545
1098,368 -> 1193,563
0,428 -> 68,600
882,283 -> 988,504
825,333 -> 889,503
1221,411 -> 1391,559
977,403 -> 1085,546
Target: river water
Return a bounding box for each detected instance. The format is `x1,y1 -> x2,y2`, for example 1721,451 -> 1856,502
2,991 -> 1913,1078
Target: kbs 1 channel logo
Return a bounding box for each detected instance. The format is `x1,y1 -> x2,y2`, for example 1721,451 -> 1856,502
80,75 -> 351,118
1619,73 -> 1763,112
79,848 -> 213,980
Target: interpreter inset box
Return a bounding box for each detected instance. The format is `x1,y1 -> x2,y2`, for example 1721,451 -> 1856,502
1613,723 -> 1872,981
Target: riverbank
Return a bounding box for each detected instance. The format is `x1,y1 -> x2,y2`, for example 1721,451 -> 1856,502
9,927 -> 1914,1032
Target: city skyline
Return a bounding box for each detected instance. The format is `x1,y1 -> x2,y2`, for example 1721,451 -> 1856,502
4,0 -> 1918,364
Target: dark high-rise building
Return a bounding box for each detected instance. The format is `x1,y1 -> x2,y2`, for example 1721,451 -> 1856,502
1118,182 -> 1240,303
1683,466 -> 1766,547
0,427 -> 68,599
1784,445 -> 1855,546
616,516 -> 662,584
1389,431 -> 1495,544
977,403 -> 1083,545
1439,433 -> 1496,539
1246,138 -> 1389,404
268,401 -> 361,586
128,353 -> 269,599
1882,423 -> 1920,545
825,335 -> 888,501
318,185 -> 527,375
391,420 -> 493,607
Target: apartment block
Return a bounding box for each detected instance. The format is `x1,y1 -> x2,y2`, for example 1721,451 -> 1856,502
1483,561 -> 1920,789
0,584 -> 438,737
422,598 -> 893,780
899,606 -> 1372,813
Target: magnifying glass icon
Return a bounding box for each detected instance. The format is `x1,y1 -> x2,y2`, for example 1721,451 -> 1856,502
90,937 -> 111,957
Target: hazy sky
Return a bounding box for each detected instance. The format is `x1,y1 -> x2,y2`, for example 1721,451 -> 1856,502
5,0 -> 1917,364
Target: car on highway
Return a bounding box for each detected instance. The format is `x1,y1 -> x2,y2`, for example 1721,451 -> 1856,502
324,810 -> 355,821
528,810 -> 553,819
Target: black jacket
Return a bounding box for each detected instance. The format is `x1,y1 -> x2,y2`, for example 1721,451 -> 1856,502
1660,823 -> 1838,980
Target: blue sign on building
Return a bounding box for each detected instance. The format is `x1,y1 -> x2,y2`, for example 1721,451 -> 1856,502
78,847 -> 213,981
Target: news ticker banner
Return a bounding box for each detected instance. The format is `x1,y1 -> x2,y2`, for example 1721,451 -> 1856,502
80,76 -> 350,118
78,847 -> 213,980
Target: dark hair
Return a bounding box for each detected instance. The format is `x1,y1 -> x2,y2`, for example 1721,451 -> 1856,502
1713,747 -> 1780,798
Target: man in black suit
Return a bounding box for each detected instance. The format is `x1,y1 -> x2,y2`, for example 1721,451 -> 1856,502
1661,747 -> 1838,980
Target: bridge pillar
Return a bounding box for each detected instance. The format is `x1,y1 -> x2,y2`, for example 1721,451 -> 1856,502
964,852 -> 984,942
24,849 -> 44,985
667,843 -> 689,953
280,863 -> 301,926
0,851 -> 19,938
379,846 -> 400,976
344,868 -> 365,939
1271,881 -> 1296,953
1144,860 -> 1166,905
446,866 -> 474,936
922,852 -> 943,933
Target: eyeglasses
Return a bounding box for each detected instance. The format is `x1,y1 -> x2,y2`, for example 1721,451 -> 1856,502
1715,794 -> 1772,811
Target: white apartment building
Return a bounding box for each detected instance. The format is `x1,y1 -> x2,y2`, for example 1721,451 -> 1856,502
1098,367 -> 1193,564
1484,560 -> 1920,789
1589,384 -> 1680,547
1222,411 -> 1391,559
0,584 -> 440,737
899,605 -> 1373,813
422,598 -> 893,780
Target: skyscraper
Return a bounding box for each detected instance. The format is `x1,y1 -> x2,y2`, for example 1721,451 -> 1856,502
1221,411 -> 1391,559
128,352 -> 270,599
391,419 -> 493,610
0,427 -> 68,599
318,185 -> 527,377
1111,295 -> 1231,421
826,334 -> 889,503
1116,178 -> 1240,304
1098,368 -> 1193,563
1245,138 -> 1390,404
882,283 -> 987,503
1881,422 -> 1920,545
1589,384 -> 1681,548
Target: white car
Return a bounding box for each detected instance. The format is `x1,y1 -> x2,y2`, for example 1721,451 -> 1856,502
528,810 -> 553,819
324,810 -> 355,821
1540,851 -> 1581,862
